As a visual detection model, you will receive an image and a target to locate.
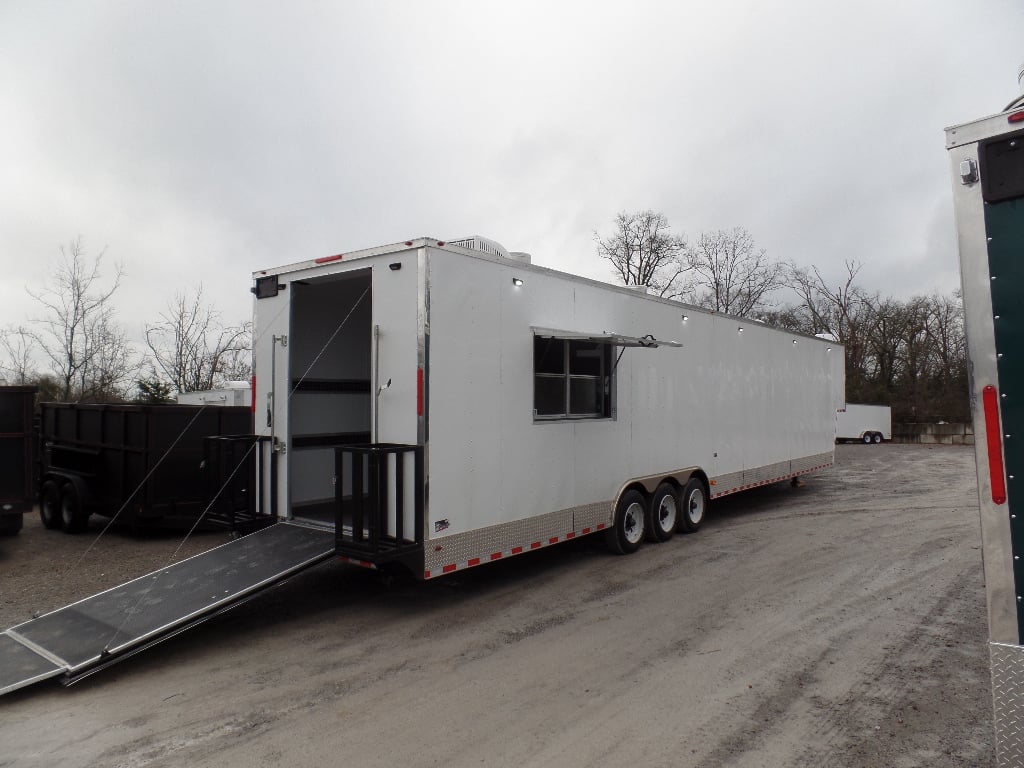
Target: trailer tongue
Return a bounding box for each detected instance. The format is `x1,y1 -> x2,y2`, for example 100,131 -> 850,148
0,522 -> 334,695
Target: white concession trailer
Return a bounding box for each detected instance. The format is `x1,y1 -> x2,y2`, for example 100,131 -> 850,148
0,235 -> 845,695
252,236 -> 845,576
947,82 -> 1024,767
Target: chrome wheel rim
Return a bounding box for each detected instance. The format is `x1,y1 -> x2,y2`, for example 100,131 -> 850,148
687,489 -> 705,525
657,494 -> 677,532
623,501 -> 645,544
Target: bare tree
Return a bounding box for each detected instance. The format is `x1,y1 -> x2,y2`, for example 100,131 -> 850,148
786,260 -> 868,341
145,287 -> 252,393
0,326 -> 38,384
679,227 -> 785,317
28,239 -> 129,401
595,210 -> 687,297
78,312 -> 136,401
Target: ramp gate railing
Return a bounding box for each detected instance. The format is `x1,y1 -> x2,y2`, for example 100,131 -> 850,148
334,443 -> 424,571
202,435 -> 278,532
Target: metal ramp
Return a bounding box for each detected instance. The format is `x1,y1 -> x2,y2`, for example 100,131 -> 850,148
0,522 -> 335,696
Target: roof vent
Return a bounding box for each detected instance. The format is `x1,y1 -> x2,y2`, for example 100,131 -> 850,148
447,236 -> 510,260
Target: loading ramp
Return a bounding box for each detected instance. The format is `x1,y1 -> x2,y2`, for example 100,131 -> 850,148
0,522 -> 335,696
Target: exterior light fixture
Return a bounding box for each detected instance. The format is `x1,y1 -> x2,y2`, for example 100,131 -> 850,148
512,277 -> 524,286
681,315 -> 689,322
737,327 -> 744,334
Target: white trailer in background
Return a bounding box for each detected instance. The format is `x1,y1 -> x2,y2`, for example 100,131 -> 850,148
176,381 -> 252,407
251,236 -> 845,575
836,404 -> 892,444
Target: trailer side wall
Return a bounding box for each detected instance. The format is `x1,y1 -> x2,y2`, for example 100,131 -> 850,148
426,249 -> 843,539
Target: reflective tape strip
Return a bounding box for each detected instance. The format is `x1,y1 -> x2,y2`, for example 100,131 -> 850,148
711,465 -> 832,499
423,523 -> 608,579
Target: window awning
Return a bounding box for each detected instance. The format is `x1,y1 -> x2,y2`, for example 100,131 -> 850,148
531,327 -> 682,349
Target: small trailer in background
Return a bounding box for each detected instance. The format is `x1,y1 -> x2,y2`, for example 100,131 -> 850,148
836,403 -> 891,444
947,78 -> 1024,767
176,381 -> 252,407
38,403 -> 255,533
0,386 -> 37,536
0,235 -> 845,695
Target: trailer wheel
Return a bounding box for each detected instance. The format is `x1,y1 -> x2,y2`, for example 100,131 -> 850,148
606,489 -> 646,555
40,480 -> 63,530
677,478 -> 707,534
872,432 -> 883,444
862,433 -> 872,444
645,483 -> 677,542
60,483 -> 89,534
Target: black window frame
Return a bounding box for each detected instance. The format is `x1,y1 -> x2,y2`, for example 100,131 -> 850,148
533,336 -> 614,421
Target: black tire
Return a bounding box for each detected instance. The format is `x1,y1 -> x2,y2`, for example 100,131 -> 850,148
645,483 -> 677,542
40,480 -> 63,530
872,432 -> 883,444
677,478 -> 707,534
862,433 -> 872,444
606,489 -> 646,555
60,482 -> 89,534
0,514 -> 23,536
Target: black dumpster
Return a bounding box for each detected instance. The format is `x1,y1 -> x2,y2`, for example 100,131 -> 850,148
39,403 -> 253,533
0,386 -> 37,536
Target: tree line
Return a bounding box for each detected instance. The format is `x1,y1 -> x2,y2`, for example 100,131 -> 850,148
596,211 -> 968,424
0,239 -> 251,403
4,226 -> 969,423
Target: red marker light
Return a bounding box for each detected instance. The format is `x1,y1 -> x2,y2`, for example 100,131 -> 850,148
983,385 -> 1007,504
315,254 -> 343,264
250,376 -> 256,414
1009,111 -> 1024,124
417,367 -> 424,415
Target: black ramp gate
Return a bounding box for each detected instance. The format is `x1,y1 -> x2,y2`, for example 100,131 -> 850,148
0,522 -> 335,696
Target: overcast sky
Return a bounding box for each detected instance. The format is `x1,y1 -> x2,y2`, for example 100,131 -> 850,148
1,1 -> 1022,345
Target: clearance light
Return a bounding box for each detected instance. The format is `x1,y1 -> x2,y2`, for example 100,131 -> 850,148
315,254 -> 343,264
1009,111 -> 1024,124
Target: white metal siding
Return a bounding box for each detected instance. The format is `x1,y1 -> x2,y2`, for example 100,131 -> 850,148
425,250 -> 842,539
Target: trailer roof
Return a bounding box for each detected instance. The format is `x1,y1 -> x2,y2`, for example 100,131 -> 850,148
254,237 -> 842,348
946,105 -> 1024,148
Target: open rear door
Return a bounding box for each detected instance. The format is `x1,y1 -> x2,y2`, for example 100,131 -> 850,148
0,522 -> 334,695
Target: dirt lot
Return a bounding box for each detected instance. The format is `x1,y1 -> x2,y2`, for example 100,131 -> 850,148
0,444 -> 993,767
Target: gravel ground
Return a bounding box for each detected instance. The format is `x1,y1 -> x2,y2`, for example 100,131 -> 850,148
0,443 -> 994,767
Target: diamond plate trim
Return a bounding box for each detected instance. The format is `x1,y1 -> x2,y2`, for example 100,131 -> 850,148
423,503 -> 612,577
992,642 -> 1024,767
420,451 -> 834,577
710,452 -> 833,498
